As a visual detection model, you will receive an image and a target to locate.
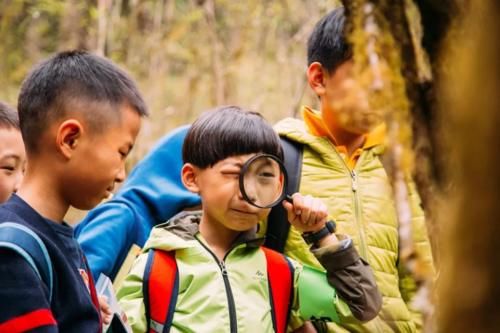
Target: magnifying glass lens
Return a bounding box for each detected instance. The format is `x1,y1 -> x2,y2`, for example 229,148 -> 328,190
242,155 -> 285,208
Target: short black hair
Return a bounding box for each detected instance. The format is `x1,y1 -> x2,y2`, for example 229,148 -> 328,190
18,50 -> 148,153
307,7 -> 352,73
183,106 -> 283,169
0,101 -> 19,130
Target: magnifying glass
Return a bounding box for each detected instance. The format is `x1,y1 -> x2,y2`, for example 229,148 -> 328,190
240,153 -> 337,237
239,154 -> 290,208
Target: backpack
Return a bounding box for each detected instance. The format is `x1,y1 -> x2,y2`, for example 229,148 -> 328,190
265,136 -> 303,252
143,247 -> 295,333
0,222 -> 54,302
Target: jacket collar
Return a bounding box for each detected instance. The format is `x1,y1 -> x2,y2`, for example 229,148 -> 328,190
3,194 -> 65,236
147,210 -> 265,251
302,105 -> 386,150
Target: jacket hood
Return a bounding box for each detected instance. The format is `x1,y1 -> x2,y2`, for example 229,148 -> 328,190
119,125 -> 201,223
143,210 -> 202,251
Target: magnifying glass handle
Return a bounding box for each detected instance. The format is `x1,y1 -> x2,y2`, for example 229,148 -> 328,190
285,194 -> 293,203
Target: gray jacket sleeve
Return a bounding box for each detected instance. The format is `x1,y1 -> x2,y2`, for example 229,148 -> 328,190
312,237 -> 382,322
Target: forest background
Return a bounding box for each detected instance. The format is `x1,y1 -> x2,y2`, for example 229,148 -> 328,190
1,0 -> 339,164
3,2 -> 500,332
0,0 -> 340,221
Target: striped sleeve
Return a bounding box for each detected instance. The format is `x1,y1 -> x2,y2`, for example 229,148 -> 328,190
0,249 -> 57,332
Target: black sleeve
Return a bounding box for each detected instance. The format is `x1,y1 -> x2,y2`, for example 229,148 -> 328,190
313,242 -> 383,322
0,249 -> 57,332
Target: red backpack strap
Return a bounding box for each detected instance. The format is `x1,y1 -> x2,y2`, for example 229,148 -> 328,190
262,247 -> 295,333
82,255 -> 103,330
143,250 -> 179,333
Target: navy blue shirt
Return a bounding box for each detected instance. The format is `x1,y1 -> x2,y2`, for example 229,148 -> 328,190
48,220 -> 86,272
0,195 -> 101,332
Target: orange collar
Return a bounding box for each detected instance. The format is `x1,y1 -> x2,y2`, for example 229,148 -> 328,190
302,106 -> 385,149
302,106 -> 386,169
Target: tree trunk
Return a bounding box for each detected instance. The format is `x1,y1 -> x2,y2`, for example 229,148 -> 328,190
438,1 -> 500,332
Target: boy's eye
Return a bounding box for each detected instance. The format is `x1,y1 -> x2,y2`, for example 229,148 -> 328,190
1,166 -> 15,172
222,172 -> 240,176
221,170 -> 241,178
258,171 -> 275,178
257,172 -> 277,185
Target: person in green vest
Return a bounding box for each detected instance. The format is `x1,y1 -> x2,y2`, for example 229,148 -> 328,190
270,7 -> 435,333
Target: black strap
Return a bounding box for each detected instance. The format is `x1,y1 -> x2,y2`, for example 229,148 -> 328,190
264,136 -> 303,252
143,250 -> 154,332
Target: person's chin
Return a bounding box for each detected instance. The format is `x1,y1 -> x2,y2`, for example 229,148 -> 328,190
231,221 -> 258,232
231,209 -> 258,218
229,210 -> 258,225
345,122 -> 379,135
76,193 -> 109,210
73,200 -> 100,211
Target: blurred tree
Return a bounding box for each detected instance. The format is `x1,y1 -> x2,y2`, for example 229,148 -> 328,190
438,1 -> 500,332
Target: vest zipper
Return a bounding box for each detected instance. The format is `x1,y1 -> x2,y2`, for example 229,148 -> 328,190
196,238 -> 238,333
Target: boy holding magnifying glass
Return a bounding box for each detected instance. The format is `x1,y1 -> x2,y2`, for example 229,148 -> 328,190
116,106 -> 381,332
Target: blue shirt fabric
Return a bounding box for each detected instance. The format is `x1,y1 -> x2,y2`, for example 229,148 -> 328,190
75,125 -> 201,280
0,195 -> 101,332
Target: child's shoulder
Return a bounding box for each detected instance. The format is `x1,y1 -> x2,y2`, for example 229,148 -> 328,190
0,199 -> 55,298
0,196 -> 58,249
274,117 -> 318,148
0,197 -> 30,226
274,117 -> 306,133
1,196 -> 41,225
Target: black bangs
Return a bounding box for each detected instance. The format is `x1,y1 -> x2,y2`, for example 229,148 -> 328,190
183,106 -> 283,169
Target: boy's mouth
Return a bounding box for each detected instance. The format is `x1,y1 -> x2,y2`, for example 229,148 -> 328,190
104,185 -> 115,198
231,208 -> 259,216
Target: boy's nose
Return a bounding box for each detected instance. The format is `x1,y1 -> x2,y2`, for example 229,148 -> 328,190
239,185 -> 257,204
237,186 -> 251,202
115,165 -> 126,183
13,172 -> 23,193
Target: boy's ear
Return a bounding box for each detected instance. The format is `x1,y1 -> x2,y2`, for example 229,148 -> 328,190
56,119 -> 84,159
307,62 -> 327,96
181,163 -> 201,194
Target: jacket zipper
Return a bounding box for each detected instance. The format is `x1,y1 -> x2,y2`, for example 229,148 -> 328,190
351,152 -> 389,333
332,148 -> 368,259
350,169 -> 368,259
332,148 -> 384,333
196,238 -> 238,333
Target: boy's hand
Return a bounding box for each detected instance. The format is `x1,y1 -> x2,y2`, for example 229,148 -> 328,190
283,193 -> 328,233
98,295 -> 113,325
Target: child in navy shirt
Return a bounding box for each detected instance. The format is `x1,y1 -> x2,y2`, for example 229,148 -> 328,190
0,51 -> 147,332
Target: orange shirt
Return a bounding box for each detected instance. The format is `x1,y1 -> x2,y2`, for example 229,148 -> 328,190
302,106 -> 385,170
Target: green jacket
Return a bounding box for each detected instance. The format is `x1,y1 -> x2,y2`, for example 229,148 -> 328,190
272,118 -> 434,333
117,211 -> 381,332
